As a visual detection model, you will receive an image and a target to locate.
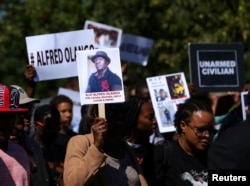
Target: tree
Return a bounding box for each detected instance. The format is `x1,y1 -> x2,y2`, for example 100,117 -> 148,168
0,0 -> 250,98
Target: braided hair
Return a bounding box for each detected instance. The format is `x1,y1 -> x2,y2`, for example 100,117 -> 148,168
124,95 -> 150,138
50,95 -> 73,108
174,98 -> 213,134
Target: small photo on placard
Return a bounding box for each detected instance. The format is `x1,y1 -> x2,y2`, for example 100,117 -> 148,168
84,20 -> 123,49
146,72 -> 190,133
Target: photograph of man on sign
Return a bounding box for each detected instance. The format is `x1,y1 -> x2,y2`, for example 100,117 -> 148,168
85,50 -> 122,93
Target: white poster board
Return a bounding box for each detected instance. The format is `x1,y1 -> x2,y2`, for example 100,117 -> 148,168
84,20 -> 122,49
26,29 -> 96,81
241,91 -> 249,121
77,48 -> 125,105
146,72 -> 190,133
120,33 -> 153,66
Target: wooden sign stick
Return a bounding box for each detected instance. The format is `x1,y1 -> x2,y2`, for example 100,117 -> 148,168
98,103 -> 105,118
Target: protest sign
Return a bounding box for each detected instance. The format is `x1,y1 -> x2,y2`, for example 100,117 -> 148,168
146,72 -> 190,133
77,48 -> 125,105
120,34 -> 153,66
189,43 -> 245,92
84,20 -> 122,49
241,91 -> 249,120
57,87 -> 81,133
26,29 -> 96,81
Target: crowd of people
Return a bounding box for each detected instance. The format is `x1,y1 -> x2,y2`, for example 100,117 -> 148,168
0,63 -> 249,186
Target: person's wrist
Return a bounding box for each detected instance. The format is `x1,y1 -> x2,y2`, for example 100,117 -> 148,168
94,142 -> 104,153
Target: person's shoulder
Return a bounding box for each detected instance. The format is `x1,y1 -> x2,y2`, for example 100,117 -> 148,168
7,141 -> 29,159
106,68 -> 119,76
69,133 -> 93,144
8,140 -> 25,150
24,134 -> 43,153
221,120 -> 250,137
68,129 -> 77,137
212,120 -> 250,146
88,72 -> 96,79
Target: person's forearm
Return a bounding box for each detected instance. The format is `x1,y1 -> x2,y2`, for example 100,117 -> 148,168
26,80 -> 36,98
63,139 -> 106,186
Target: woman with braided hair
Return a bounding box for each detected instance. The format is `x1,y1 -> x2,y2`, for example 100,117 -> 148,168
154,97 -> 216,186
124,96 -> 158,186
63,89 -> 148,186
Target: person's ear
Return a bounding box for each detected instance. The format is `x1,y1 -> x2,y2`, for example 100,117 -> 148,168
180,121 -> 187,133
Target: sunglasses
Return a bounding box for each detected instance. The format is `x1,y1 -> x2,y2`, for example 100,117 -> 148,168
187,124 -> 217,137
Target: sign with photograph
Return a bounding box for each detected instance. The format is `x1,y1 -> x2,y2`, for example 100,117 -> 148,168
146,72 -> 190,133
76,48 -> 125,105
120,34 -> 153,66
188,43 -> 245,92
26,29 -> 96,81
84,20 -> 123,49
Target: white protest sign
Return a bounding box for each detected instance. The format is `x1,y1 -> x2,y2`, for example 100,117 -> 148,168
57,87 -> 81,133
26,29 -> 96,81
146,72 -> 190,133
120,34 -> 153,66
77,48 -> 125,105
84,20 -> 123,49
241,91 -> 249,121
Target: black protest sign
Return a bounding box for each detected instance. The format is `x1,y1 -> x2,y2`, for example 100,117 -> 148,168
188,43 -> 245,92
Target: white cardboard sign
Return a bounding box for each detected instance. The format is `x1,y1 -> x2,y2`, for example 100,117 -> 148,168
84,20 -> 122,49
25,29 -> 96,81
146,72 -> 190,133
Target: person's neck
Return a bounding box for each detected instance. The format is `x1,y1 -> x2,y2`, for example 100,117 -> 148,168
59,125 -> 70,134
96,68 -> 107,77
126,132 -> 149,145
103,138 -> 125,159
178,137 -> 194,156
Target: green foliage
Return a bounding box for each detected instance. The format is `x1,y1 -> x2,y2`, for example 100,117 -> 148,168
0,0 -> 250,98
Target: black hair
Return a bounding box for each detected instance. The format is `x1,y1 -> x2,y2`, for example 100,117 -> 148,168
33,104 -> 61,147
34,104 -> 60,123
174,98 -> 213,134
124,96 -> 150,137
215,95 -> 235,116
78,104 -> 98,135
190,91 -> 212,108
135,81 -> 148,95
50,95 -> 73,107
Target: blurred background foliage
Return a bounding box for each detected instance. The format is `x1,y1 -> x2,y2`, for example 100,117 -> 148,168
1,0 -> 250,98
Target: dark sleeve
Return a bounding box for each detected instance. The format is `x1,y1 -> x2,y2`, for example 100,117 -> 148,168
208,140 -> 235,169
154,144 -> 167,186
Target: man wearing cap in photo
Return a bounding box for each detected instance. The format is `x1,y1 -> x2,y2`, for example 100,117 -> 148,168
85,50 -> 123,93
0,84 -> 30,185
